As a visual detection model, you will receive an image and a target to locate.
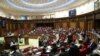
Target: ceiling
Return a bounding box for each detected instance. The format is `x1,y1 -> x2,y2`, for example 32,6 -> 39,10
0,0 -> 92,16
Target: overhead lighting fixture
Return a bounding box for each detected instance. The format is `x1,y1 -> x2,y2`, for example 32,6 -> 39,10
21,0 -> 58,7
5,0 -> 75,12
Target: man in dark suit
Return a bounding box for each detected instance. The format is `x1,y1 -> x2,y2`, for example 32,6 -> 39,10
89,39 -> 97,53
69,43 -> 80,56
51,43 -> 57,54
59,47 -> 66,56
67,33 -> 73,44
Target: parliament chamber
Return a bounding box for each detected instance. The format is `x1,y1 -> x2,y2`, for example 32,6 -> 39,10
0,0 -> 100,56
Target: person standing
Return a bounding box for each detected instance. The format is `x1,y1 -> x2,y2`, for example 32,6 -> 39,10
10,40 -> 18,53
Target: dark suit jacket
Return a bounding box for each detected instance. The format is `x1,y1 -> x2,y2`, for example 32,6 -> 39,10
69,45 -> 79,56
90,42 -> 97,51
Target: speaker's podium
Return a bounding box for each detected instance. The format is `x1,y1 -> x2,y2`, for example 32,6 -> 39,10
4,36 -> 18,49
19,35 -> 40,49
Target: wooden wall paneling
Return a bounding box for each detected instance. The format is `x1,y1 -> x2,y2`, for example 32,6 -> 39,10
12,21 -> 14,31
8,21 -> 10,31
27,22 -> 30,29
20,23 -> 23,29
79,17 -> 85,31
11,23 -> 13,31
76,18 -> 79,29
73,18 -> 79,29
15,23 -> 18,30
0,9 -> 100,36
11,23 -> 14,31
87,20 -> 93,30
6,23 -> 9,31
13,23 -> 16,31
62,21 -> 68,29
9,21 -> 11,31
24,22 -> 27,29
59,20 -> 62,28
93,13 -> 96,29
84,16 -> 88,31
14,23 -> 16,30
57,22 -> 61,29
10,23 -> 12,31
66,21 -> 69,29
55,20 -> 62,29
67,19 -> 70,28
94,19 -> 100,30
30,23 -> 34,28
13,21 -> 16,31
55,22 -> 60,29
87,14 -> 94,20
96,12 -> 100,19
32,22 -> 35,29
6,21 -> 9,31
11,21 -> 14,31
28,22 -> 31,29
87,20 -> 91,30
31,23 -> 34,29
70,21 -> 76,29
18,23 -> 21,30
79,21 -> 85,31
87,14 -> 94,30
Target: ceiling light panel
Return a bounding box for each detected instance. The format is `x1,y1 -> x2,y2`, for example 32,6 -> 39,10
5,0 -> 75,12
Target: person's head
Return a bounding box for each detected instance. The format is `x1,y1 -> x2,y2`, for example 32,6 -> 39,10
91,39 -> 95,43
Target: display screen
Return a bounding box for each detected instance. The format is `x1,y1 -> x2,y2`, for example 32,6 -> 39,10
36,23 -> 54,27
18,38 -> 25,45
69,9 -> 76,17
0,37 -> 5,47
20,15 -> 27,20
